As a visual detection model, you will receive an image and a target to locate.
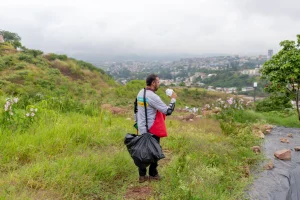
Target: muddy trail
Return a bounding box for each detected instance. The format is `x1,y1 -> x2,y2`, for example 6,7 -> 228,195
247,126 -> 300,200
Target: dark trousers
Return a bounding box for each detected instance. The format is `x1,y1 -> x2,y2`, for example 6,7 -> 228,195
134,135 -> 160,177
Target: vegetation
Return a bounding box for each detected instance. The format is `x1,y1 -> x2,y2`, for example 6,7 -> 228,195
261,34 -> 300,120
0,30 -> 23,49
0,31 -> 299,199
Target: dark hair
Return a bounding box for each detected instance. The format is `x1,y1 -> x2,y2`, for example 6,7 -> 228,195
146,74 -> 158,86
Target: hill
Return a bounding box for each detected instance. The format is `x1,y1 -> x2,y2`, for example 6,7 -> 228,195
0,44 -> 116,114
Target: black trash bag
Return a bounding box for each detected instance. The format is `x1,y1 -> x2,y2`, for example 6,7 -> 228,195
124,132 -> 165,164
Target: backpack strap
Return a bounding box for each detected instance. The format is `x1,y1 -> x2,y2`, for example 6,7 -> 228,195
134,98 -> 138,114
143,88 -> 149,132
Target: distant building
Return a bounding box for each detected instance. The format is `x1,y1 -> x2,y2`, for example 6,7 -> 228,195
240,68 -> 260,76
215,87 -> 223,91
0,34 -> 4,43
268,49 -> 273,60
242,87 -> 254,92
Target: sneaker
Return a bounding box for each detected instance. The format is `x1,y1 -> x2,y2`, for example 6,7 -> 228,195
139,176 -> 149,183
149,175 -> 161,181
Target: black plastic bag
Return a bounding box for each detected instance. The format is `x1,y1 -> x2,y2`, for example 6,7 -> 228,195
124,132 -> 165,164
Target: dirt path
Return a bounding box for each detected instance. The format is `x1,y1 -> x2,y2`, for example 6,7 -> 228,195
123,149 -> 172,200
246,126 -> 300,200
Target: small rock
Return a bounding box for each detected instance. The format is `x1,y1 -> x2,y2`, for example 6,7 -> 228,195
264,124 -> 273,130
265,129 -> 271,134
287,133 -> 293,138
244,165 -> 250,177
251,146 -> 261,154
280,138 -> 289,143
264,161 -> 274,170
274,149 -> 291,160
258,131 -> 265,139
126,118 -> 131,120
189,119 -> 194,122
294,146 -> 300,151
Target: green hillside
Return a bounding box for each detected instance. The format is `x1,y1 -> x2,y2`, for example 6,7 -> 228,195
0,43 -> 117,114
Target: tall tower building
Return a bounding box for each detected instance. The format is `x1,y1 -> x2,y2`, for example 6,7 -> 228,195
267,49 -> 273,60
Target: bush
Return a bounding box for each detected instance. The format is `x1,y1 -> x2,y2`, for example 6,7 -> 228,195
255,95 -> 292,112
18,53 -> 34,63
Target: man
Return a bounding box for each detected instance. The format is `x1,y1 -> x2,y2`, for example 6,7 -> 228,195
135,74 -> 177,183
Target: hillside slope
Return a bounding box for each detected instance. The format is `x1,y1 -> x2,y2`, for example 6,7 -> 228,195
0,44 -> 116,105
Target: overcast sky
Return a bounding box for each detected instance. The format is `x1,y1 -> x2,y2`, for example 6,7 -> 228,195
1,0 -> 300,60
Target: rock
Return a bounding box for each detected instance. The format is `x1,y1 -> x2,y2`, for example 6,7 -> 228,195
212,109 -> 221,114
244,165 -> 250,177
264,161 -> 274,170
183,114 -> 195,121
110,107 -> 125,114
265,129 -> 271,134
294,146 -> 300,151
274,149 -> 291,160
263,124 -> 273,130
189,119 -> 194,122
280,138 -> 289,143
251,146 -> 261,154
257,131 -> 265,139
126,118 -> 131,120
287,133 -> 293,138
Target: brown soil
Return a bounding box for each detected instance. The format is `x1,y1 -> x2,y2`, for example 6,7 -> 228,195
124,186 -> 153,200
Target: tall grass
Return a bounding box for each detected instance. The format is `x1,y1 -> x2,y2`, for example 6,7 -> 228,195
0,106 -> 261,199
228,109 -> 300,128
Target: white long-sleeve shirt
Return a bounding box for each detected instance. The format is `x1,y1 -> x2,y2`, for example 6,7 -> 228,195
136,89 -> 176,134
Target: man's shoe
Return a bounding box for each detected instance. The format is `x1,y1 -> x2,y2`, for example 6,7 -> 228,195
149,175 -> 161,181
139,176 -> 149,183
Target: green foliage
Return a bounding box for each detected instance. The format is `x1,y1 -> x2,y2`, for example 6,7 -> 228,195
179,82 -> 185,86
24,49 -> 43,58
45,53 -> 68,61
18,53 -> 34,63
261,34 -> 300,120
0,30 -> 22,48
255,95 -> 292,112
75,59 -> 106,74
203,71 -> 255,88
0,55 -> 18,70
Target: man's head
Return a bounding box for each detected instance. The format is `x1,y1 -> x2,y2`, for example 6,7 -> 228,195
146,74 -> 160,91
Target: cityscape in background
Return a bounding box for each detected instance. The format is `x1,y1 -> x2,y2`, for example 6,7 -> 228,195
92,49 -> 273,94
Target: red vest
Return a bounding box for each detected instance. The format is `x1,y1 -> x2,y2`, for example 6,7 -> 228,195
149,111 -> 167,137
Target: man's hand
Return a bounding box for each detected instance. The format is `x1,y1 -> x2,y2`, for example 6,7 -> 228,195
170,92 -> 177,99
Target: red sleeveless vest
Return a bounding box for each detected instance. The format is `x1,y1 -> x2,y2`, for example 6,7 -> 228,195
149,111 -> 167,138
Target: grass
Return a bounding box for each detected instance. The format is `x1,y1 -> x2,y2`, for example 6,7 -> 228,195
0,106 -> 262,200
228,109 -> 300,128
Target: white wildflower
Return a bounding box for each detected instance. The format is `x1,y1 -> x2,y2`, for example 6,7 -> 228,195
13,97 -> 19,103
31,113 -> 35,117
26,113 -> 30,117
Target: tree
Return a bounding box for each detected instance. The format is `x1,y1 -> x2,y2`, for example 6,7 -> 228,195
261,34 -> 300,120
0,30 -> 22,49
25,49 -> 43,57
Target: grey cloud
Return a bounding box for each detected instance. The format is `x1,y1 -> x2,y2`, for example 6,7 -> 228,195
1,0 -> 300,60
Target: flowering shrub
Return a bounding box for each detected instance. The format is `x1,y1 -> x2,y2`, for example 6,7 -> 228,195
204,97 -> 253,111
23,106 -> 38,126
3,97 -> 19,123
202,97 -> 254,121
1,97 -> 39,129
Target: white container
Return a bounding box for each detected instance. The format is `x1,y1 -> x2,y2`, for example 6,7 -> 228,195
166,89 -> 173,97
